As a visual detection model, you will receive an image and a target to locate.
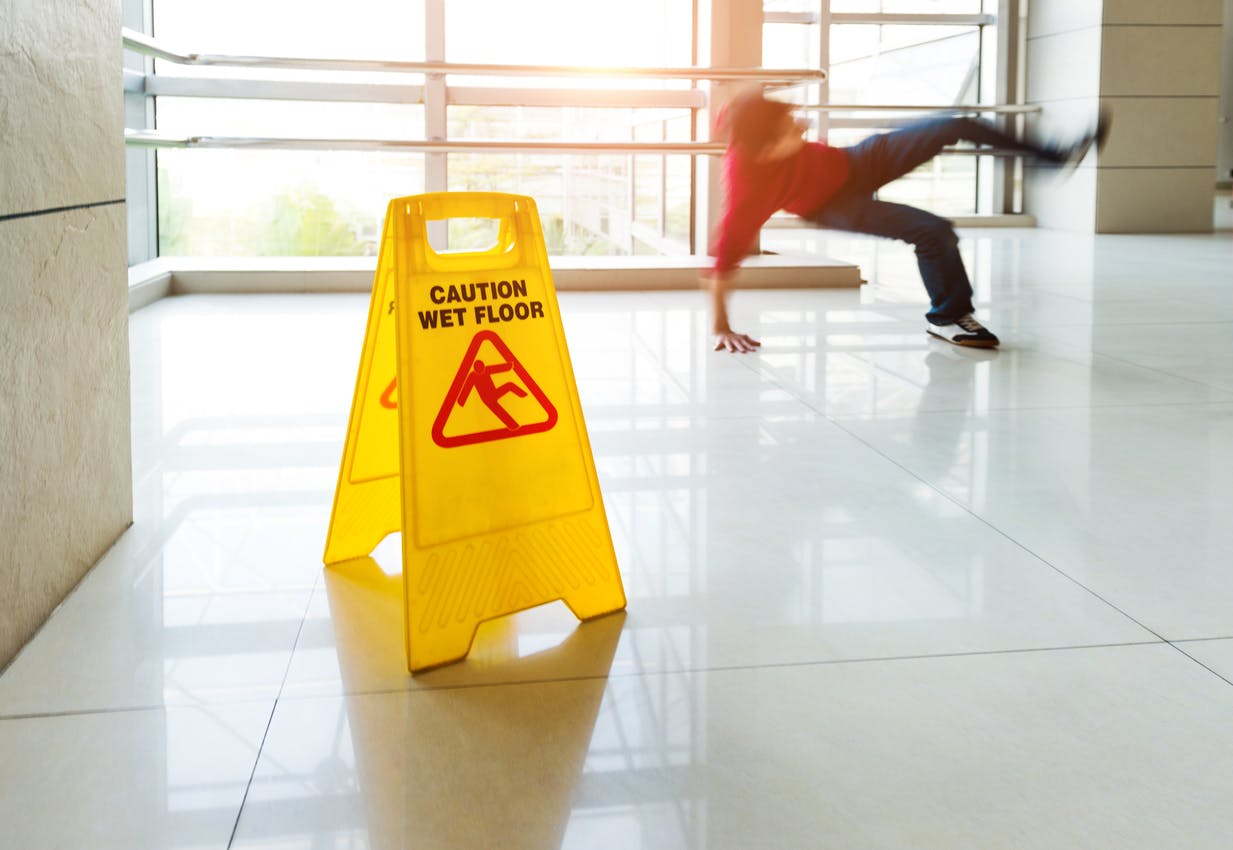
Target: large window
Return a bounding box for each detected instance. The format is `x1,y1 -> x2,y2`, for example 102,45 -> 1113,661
146,0 -> 699,258
148,0 -> 428,256
765,0 -> 1003,218
443,108 -> 694,255
129,0 -> 1016,262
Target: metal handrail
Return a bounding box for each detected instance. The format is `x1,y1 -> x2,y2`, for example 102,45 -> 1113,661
128,71 -> 1036,116
121,29 -> 1038,153
124,130 -> 727,154
806,104 -> 1040,115
766,11 -> 997,26
120,29 -> 1040,117
121,28 -> 826,82
124,130 -> 1031,157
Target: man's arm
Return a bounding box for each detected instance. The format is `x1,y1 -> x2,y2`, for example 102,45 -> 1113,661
706,152 -> 776,353
705,271 -> 761,353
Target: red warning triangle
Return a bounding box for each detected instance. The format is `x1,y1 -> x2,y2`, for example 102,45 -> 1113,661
431,330 -> 558,448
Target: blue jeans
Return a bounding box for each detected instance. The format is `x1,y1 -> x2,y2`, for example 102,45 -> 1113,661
808,116 -> 1062,324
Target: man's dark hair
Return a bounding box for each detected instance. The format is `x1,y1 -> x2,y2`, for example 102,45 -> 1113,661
719,89 -> 795,157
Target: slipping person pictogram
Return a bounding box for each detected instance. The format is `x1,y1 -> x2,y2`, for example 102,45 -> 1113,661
432,330 -> 557,448
459,360 -> 527,430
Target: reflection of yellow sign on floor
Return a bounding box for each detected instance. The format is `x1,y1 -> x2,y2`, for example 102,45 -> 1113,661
324,192 -> 626,672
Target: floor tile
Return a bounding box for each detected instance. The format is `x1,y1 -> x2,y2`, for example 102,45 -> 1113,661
1177,638 -> 1233,682
0,701 -> 272,850
0,530 -> 313,714
749,323 -> 1231,415
280,414 -> 1151,697
1036,322 -> 1233,394
839,403 -> 1233,639
0,501 -> 318,714
237,645 -> 1233,850
562,294 -> 810,420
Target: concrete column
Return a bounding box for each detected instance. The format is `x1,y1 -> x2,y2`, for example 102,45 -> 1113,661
700,0 -> 763,256
1025,0 -> 1224,232
0,0 -> 133,668
1218,0 -> 1233,185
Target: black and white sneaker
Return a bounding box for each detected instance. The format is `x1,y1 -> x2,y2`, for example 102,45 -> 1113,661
1058,108 -> 1113,172
927,314 -> 1000,348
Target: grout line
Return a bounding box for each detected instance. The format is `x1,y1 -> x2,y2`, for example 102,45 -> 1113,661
1025,22 -> 1224,43
778,392 -> 1177,645
1025,94 -> 1218,106
736,334 -> 1233,419
225,575 -> 318,849
0,198 -> 125,223
4,635 -> 1217,721
0,703 -> 168,722
264,639 -> 1171,704
823,396 -> 1233,423
1095,165 -> 1217,171
1168,643 -> 1233,689
1026,332 -> 1233,396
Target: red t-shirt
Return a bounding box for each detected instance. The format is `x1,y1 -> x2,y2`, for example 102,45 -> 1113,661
711,142 -> 851,274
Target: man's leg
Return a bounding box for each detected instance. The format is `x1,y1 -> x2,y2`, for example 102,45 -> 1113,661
845,115 -> 1066,194
804,114 -> 1108,345
812,194 -> 975,323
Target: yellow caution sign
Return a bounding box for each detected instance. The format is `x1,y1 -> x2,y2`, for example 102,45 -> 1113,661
325,192 -> 626,672
323,212 -> 403,566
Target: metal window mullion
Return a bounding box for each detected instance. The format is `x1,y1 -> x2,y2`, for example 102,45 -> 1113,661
124,0 -> 157,265
830,13 -> 996,26
123,69 -> 146,94
660,118 -> 668,243
689,0 -> 698,254
425,0 -> 447,244
973,18 -> 985,213
764,11 -> 816,25
627,121 -> 636,255
448,87 -> 706,109
145,75 -> 428,103
993,0 -> 1020,214
819,0 -> 831,143
705,0 -> 762,261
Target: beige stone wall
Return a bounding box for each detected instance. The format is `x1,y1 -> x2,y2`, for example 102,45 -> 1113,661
1221,0 -> 1233,182
1025,0 -> 1224,232
0,0 -> 132,668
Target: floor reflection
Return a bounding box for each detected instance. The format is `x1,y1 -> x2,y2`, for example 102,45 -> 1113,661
232,558 -> 627,848
322,555 -> 627,685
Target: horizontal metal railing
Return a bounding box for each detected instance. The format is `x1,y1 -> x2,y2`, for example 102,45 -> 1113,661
124,129 -> 1031,158
124,131 -> 728,155
807,104 -> 1039,115
123,29 -> 1039,156
122,28 -> 826,82
122,30 -> 1038,116
766,11 -> 997,26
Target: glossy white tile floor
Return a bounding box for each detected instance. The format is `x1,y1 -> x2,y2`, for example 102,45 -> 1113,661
3,228 -> 1233,848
